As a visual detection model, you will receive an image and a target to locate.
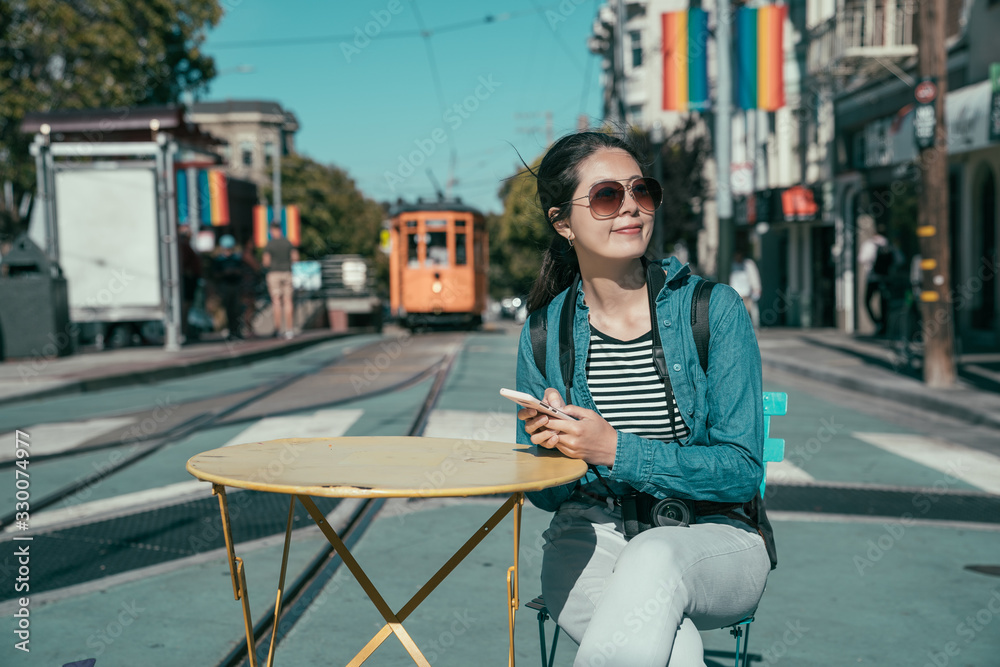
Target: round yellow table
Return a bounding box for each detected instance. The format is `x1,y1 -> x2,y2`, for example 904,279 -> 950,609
187,436 -> 586,667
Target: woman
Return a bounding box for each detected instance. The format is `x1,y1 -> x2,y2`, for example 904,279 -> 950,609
515,131 -> 770,666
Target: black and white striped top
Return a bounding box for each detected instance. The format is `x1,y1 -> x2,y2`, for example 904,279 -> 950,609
585,326 -> 690,442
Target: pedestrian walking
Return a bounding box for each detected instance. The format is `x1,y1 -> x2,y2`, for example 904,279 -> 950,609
211,234 -> 244,340
262,223 -> 298,339
859,222 -> 900,335
178,226 -> 202,342
240,240 -> 262,339
729,247 -> 762,329
514,131 -> 772,666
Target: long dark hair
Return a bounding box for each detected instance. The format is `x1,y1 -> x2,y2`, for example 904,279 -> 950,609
524,131 -> 649,312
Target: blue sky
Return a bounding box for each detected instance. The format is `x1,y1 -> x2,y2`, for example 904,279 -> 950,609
202,0 -> 606,214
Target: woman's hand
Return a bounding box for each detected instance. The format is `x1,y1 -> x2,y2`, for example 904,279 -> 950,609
517,388 -> 618,467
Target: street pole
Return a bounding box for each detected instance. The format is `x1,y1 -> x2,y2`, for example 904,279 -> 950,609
614,0 -> 628,124
272,135 -> 282,225
916,0 -> 956,387
715,0 -> 734,284
650,122 -> 665,259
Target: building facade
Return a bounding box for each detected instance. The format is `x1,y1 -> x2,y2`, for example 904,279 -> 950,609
589,0 -> 818,326
809,0 -> 1000,351
187,100 -> 300,193
591,0 -> 1000,347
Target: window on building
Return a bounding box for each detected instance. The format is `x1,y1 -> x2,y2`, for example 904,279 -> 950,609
240,141 -> 254,167
628,105 -> 643,127
264,142 -> 274,168
630,30 -> 642,68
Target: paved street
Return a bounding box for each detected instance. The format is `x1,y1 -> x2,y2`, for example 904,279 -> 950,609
1,324 -> 998,666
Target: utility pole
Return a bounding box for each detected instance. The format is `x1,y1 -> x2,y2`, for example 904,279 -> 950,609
614,0 -> 628,124
715,0 -> 734,284
916,0 -> 956,387
272,134 -> 282,225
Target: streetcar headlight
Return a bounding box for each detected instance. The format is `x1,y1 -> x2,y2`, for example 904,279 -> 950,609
431,281 -> 443,294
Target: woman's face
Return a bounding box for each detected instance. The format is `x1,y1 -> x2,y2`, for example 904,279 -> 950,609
550,148 -> 653,263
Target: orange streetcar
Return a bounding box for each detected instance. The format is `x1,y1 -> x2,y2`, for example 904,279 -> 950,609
388,199 -> 489,330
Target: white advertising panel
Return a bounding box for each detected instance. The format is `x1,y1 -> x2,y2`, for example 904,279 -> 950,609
53,168 -> 163,315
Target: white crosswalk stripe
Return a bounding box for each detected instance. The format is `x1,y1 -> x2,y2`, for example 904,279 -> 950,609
222,409 -> 364,447
423,409 -> 517,442
765,459 -> 815,484
853,432 -> 1000,494
0,417 -> 133,461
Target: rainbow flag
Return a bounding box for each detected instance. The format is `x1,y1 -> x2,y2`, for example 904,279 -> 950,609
253,205 -> 301,247
176,171 -> 189,225
198,169 -> 230,226
735,5 -> 785,111
662,9 -> 709,111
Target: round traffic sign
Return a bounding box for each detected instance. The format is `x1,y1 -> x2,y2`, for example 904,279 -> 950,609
915,80 -> 938,104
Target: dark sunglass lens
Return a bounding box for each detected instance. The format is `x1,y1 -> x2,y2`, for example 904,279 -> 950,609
634,178 -> 662,212
590,182 -> 624,216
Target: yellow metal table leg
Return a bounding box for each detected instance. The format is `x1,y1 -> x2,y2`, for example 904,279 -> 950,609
264,496 -> 297,667
214,484 -> 258,667
298,496 -> 431,667
353,494 -> 520,664
507,492 -> 523,667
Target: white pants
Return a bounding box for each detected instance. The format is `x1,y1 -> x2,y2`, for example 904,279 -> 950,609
540,497 -> 771,667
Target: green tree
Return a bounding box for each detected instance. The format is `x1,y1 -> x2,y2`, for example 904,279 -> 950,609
489,158 -> 551,299
647,117 -> 711,262
0,0 -> 222,236
264,154 -> 389,290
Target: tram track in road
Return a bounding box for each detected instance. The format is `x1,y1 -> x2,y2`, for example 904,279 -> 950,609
0,333 -> 457,531
217,339 -> 464,667
0,332 -> 466,615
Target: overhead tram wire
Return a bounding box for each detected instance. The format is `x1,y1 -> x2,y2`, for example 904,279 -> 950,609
209,7 -> 541,50
409,0 -> 459,197
526,0 -> 586,74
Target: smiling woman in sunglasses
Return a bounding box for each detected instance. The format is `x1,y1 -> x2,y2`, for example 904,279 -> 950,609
515,131 -> 770,666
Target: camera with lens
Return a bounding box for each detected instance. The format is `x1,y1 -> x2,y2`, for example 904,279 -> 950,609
621,491 -> 695,538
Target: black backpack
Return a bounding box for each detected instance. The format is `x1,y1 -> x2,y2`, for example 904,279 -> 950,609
525,263 -> 778,569
872,242 -> 896,276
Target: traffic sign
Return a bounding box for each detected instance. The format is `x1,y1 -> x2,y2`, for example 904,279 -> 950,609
915,78 -> 938,104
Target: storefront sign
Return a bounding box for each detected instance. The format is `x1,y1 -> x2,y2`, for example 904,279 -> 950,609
862,79 -> 996,167
913,77 -> 937,150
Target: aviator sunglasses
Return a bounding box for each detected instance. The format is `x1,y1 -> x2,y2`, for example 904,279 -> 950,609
557,177 -> 663,219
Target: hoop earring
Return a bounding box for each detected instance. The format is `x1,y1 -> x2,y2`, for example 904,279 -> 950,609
567,237 -> 574,248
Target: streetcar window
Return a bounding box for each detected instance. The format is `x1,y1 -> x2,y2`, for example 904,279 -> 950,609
408,233 -> 420,267
426,218 -> 447,228
455,233 -> 467,265
455,219 -> 467,227
406,220 -> 418,228
426,231 -> 449,266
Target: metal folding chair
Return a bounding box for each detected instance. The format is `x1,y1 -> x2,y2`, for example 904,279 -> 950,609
525,392 -> 787,667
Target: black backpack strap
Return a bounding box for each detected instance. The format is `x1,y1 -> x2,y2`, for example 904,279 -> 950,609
558,273 -> 581,403
645,259 -> 668,378
528,308 -> 547,379
691,279 -> 715,375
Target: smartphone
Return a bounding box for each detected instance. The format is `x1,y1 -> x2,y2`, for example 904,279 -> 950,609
500,388 -> 578,421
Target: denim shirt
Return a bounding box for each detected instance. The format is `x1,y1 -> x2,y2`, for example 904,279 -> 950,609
515,257 -> 764,512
